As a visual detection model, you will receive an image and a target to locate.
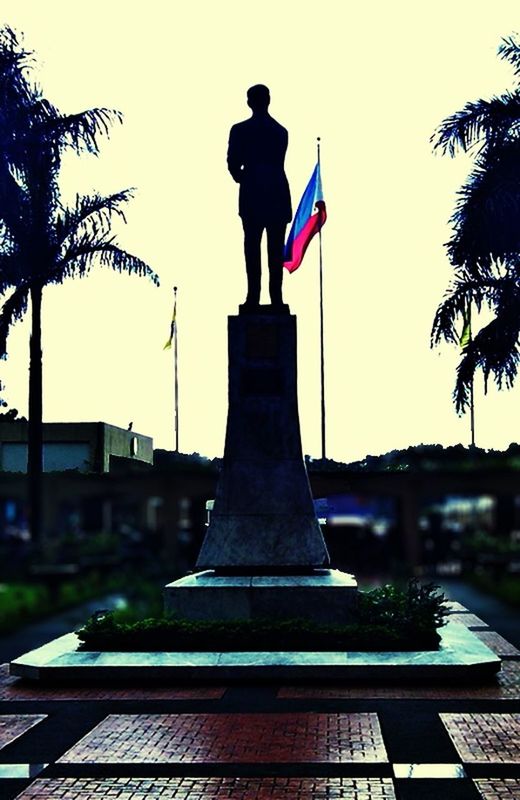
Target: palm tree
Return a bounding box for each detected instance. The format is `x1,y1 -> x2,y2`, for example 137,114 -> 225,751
0,27 -> 159,542
431,34 -> 520,412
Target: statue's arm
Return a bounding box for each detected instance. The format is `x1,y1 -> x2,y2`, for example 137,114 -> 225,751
227,125 -> 243,183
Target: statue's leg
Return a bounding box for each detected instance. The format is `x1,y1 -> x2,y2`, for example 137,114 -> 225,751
266,222 -> 286,306
242,218 -> 263,305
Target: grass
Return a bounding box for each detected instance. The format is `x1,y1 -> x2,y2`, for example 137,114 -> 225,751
0,583 -> 51,633
469,569 -> 520,608
0,569 -> 163,635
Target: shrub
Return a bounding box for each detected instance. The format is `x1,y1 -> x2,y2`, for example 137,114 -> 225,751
358,579 -> 449,632
77,580 -> 448,652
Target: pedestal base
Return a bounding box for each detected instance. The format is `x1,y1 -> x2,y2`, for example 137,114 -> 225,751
164,569 -> 358,625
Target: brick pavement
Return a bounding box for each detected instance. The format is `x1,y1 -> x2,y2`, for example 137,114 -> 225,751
0,715 -> 46,750
441,713 -> 520,763
13,776 -> 397,798
1,610 -> 519,800
474,778 -> 520,798
58,712 -> 388,764
449,613 -> 490,628
474,631 -> 520,657
0,665 -> 225,701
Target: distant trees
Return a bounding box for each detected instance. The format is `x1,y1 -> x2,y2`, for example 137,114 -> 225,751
0,27 -> 159,542
314,444 -> 520,473
431,35 -> 520,412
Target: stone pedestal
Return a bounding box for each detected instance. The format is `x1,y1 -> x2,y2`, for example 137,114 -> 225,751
164,306 -> 357,625
165,569 -> 358,624
196,309 -> 329,570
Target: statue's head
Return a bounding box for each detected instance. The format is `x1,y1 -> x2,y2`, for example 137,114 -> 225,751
247,84 -> 270,113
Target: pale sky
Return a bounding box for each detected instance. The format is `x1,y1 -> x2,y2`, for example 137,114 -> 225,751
1,0 -> 519,461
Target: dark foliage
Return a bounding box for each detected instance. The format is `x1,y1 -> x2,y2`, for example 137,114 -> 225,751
0,23 -> 159,372
357,580 -> 449,632
431,34 -> 520,412
153,450 -> 219,474
338,441 -> 520,472
76,580 -> 447,652
0,26 -> 158,542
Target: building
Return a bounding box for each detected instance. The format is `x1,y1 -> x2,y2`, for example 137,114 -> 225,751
0,421 -> 153,473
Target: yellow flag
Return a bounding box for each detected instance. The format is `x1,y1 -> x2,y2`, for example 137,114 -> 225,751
163,297 -> 177,350
460,304 -> 471,350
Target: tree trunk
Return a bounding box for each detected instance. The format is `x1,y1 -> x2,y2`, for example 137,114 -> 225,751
28,282 -> 43,545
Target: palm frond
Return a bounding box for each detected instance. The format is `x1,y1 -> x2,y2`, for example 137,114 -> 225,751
43,108 -> 123,156
454,314 -> 520,412
0,251 -> 24,294
56,188 -> 134,250
0,31 -> 41,242
0,170 -> 30,245
447,141 -> 520,268
0,26 -> 36,113
55,242 -> 159,286
431,92 -> 520,157
0,284 -> 29,357
431,273 -> 499,346
0,220 -> 18,255
0,26 -> 34,72
498,34 -> 520,79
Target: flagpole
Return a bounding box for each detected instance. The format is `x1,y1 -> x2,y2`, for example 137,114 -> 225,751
173,286 -> 179,453
468,303 -> 475,448
317,137 -> 326,460
470,378 -> 475,448
461,300 -> 475,448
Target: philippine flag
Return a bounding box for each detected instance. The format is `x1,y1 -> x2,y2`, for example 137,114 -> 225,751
283,163 -> 327,273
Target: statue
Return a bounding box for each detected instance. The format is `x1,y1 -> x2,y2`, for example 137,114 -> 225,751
227,84 -> 292,310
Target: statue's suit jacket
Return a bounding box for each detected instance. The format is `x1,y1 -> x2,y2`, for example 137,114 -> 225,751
227,114 -> 292,224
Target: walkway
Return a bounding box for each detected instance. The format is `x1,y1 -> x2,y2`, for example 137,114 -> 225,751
0,596 -> 519,799
0,594 -> 124,664
439,578 -> 520,648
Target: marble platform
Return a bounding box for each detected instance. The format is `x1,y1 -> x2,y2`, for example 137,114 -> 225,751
164,569 -> 358,624
9,621 -> 501,682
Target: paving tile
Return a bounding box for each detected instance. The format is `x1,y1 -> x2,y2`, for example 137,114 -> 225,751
441,713 -> 520,763
474,778 -> 520,798
278,661 -> 520,700
0,665 -> 225,701
14,776 -> 397,798
393,763 -> 466,778
474,631 -> 520,658
0,715 -> 46,750
0,764 -> 47,778
445,601 -> 470,613
449,613 -> 489,628
58,712 -> 388,764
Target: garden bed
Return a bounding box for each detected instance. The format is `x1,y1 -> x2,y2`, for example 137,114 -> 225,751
77,581 -> 449,653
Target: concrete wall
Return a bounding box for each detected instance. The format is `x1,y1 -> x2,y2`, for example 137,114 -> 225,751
0,421 -> 153,473
102,424 -> 153,472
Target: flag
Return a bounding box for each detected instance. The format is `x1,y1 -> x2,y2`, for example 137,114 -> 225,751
163,296 -> 177,350
283,162 -> 327,273
460,304 -> 471,350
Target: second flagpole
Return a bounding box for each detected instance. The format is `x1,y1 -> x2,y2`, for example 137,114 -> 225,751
173,286 -> 179,453
317,137 -> 326,460
468,302 -> 475,448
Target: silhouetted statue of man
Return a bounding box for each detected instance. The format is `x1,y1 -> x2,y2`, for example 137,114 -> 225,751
227,84 -> 292,310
